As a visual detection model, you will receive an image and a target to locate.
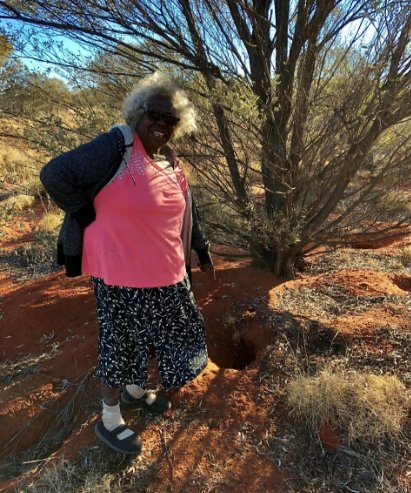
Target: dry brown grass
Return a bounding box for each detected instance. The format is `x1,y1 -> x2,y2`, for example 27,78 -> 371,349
2,194 -> 37,211
37,212 -> 63,233
308,248 -> 410,275
0,347 -> 60,389
381,190 -> 411,215
275,282 -> 410,319
402,245 -> 411,261
24,461 -> 123,493
0,133 -> 46,198
288,368 -> 410,444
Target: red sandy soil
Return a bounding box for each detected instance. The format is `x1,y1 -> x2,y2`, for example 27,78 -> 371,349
0,210 -> 410,492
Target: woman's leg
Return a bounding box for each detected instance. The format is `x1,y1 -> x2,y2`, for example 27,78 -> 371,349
100,382 -> 123,431
92,278 -> 143,454
101,382 -> 120,405
153,278 -> 208,390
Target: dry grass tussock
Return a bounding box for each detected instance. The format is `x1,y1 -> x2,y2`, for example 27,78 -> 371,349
403,245 -> 411,260
24,461 -> 123,493
308,247 -> 411,275
275,282 -> 410,319
37,212 -> 63,233
288,368 -> 410,444
2,194 -> 36,211
0,136 -> 45,197
0,140 -> 27,163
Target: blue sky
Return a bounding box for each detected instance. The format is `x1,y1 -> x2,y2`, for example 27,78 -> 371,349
1,19 -> 92,80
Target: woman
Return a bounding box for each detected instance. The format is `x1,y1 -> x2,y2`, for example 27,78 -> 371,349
40,72 -> 214,455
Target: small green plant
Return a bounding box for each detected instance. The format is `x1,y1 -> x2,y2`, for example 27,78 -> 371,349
288,368 -> 410,444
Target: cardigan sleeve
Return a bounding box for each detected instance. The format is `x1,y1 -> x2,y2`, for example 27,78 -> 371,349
40,130 -> 124,220
191,196 -> 212,266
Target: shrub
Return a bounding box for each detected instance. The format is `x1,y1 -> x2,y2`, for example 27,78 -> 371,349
287,368 -> 410,444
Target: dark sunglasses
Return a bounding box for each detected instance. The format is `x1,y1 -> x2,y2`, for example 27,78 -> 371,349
140,107 -> 180,127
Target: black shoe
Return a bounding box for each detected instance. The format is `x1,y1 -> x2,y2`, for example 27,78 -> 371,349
120,389 -> 171,415
95,421 -> 142,455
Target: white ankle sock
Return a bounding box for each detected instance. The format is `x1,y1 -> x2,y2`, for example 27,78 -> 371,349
126,384 -> 146,399
102,402 -> 125,431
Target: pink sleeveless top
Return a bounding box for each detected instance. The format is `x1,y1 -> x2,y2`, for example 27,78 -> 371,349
82,134 -> 187,288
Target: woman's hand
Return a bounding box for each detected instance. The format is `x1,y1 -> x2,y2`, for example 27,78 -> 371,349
200,259 -> 216,280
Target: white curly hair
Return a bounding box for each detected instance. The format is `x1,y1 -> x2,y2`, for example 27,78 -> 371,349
122,72 -> 197,139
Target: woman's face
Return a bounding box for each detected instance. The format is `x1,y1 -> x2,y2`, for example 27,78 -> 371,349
136,95 -> 179,157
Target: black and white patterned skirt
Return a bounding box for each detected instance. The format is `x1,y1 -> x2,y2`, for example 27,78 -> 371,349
92,276 -> 208,390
